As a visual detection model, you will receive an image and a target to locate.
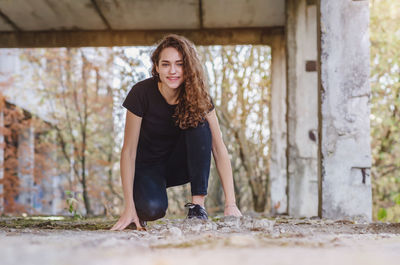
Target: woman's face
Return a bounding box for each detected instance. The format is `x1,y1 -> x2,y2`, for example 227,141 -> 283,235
155,47 -> 184,90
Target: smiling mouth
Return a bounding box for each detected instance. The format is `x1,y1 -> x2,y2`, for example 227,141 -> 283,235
167,77 -> 180,80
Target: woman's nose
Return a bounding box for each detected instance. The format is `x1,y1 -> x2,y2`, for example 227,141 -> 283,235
169,65 -> 176,74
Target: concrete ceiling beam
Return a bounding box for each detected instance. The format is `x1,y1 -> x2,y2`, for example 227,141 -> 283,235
0,27 -> 283,48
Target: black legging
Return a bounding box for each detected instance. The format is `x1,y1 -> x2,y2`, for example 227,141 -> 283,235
133,120 -> 212,221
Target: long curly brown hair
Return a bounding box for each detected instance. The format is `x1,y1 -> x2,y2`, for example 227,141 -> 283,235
151,34 -> 213,129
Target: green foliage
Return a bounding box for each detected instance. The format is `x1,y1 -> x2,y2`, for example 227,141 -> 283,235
370,0 -> 400,222
394,194 -> 400,206
65,190 -> 83,220
377,208 -> 387,221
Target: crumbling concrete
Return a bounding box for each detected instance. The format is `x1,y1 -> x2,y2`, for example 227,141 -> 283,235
318,0 -> 372,220
1,216 -> 400,265
269,34 -> 288,214
286,0 -> 319,217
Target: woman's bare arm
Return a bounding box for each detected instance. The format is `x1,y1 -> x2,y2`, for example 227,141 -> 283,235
206,109 -> 242,216
110,111 -> 143,230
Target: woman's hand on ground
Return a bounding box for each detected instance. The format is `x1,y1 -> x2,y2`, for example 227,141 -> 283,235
224,204 -> 242,217
110,207 -> 143,231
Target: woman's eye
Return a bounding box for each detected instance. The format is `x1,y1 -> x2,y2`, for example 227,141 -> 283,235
177,63 -> 183,66
162,64 -> 168,66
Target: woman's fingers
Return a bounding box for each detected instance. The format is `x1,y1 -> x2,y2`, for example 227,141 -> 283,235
110,218 -> 123,230
110,222 -> 120,231
224,205 -> 242,217
110,215 -> 145,231
110,219 -> 123,231
110,217 -> 130,231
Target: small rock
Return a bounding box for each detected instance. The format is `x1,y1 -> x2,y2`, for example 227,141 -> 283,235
167,227 -> 183,237
251,219 -> 275,232
240,216 -> 255,230
219,216 -> 241,229
219,227 -> 231,233
353,215 -> 370,225
158,228 -> 169,236
181,219 -> 211,233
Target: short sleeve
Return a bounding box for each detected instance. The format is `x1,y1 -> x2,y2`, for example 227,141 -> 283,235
122,84 -> 146,117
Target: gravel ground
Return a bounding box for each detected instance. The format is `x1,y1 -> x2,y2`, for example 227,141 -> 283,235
1,216 -> 400,265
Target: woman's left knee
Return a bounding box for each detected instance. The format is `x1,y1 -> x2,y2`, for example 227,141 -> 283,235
137,199 -> 167,221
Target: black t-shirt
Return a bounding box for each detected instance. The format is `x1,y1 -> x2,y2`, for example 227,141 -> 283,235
122,76 -> 214,166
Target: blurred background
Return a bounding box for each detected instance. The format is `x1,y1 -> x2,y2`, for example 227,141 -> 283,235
0,45 -> 271,218
0,0 -> 398,222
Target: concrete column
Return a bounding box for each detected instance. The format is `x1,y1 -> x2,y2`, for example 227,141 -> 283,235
318,0 -> 372,220
17,122 -> 35,213
286,0 -> 319,217
269,34 -> 288,214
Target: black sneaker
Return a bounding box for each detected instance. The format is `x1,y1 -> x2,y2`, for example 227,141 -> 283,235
139,220 -> 147,228
184,203 -> 208,220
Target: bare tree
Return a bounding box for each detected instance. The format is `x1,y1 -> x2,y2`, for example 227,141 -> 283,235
199,45 -> 271,212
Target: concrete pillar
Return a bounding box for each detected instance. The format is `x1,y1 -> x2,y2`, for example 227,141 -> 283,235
269,34 -> 288,214
17,122 -> 35,213
318,0 -> 372,220
286,0 -> 319,217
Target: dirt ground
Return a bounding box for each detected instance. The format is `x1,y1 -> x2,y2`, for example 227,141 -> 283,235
1,215 -> 400,265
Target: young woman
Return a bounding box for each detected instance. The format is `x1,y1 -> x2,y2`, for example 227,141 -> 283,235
111,34 -> 241,231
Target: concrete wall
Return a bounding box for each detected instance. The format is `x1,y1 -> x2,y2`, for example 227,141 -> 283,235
318,0 -> 372,220
286,0 -> 319,217
269,34 -> 288,214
